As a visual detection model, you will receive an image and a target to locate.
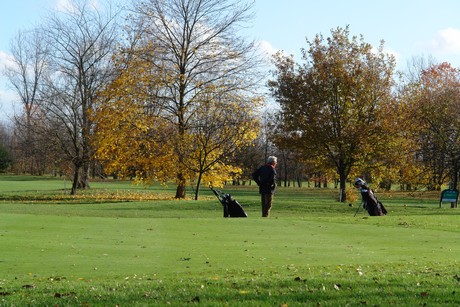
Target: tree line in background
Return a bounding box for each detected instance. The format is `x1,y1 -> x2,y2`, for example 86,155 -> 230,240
0,0 -> 459,201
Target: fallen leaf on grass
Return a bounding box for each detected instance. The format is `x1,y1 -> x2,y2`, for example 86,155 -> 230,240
49,276 -> 66,281
54,292 -> 77,298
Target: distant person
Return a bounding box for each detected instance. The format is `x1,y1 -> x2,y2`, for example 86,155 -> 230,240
252,156 -> 277,217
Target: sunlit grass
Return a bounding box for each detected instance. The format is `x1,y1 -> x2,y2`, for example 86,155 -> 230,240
0,174 -> 459,305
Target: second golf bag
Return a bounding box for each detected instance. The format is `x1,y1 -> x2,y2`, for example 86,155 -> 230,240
210,185 -> 248,218
354,178 -> 387,216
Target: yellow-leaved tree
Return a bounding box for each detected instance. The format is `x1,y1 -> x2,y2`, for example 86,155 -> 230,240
184,88 -> 261,199
92,47 -> 177,184
92,42 -> 262,199
120,0 -> 264,198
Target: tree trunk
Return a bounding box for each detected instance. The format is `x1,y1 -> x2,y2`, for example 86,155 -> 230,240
337,159 -> 349,202
452,162 -> 459,190
194,171 -> 204,200
339,172 -> 347,202
81,161 -> 91,190
175,172 -> 186,199
71,167 -> 79,195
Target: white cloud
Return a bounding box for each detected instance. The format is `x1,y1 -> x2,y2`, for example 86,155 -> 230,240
0,51 -> 14,70
258,40 -> 278,56
55,0 -> 75,12
0,51 -> 19,120
429,27 -> 460,54
55,0 -> 101,13
0,88 -> 18,113
0,85 -> 19,122
256,40 -> 301,63
371,45 -> 400,62
384,47 -> 400,62
256,40 -> 279,62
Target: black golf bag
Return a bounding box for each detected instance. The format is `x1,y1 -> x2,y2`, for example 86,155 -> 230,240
360,188 -> 387,216
210,186 -> 248,218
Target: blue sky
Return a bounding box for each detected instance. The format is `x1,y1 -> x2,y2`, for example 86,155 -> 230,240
2,0 -> 460,119
250,0 -> 460,66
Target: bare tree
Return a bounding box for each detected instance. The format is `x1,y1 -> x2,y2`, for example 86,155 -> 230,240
37,0 -> 120,194
3,29 -> 49,174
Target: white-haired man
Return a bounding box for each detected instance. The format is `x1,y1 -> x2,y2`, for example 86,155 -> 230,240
252,156 -> 277,217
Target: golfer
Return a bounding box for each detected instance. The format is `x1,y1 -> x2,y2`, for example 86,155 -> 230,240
252,156 -> 277,217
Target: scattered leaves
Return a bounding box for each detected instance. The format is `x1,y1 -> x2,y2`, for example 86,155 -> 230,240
54,292 -> 76,298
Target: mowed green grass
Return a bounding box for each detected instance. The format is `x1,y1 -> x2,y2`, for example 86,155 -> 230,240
1,175 -> 460,306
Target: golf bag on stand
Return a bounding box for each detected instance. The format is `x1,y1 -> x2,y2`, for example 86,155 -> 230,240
210,185 -> 248,218
354,178 -> 387,216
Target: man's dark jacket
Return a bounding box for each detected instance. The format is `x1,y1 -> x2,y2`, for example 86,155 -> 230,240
252,164 -> 276,194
